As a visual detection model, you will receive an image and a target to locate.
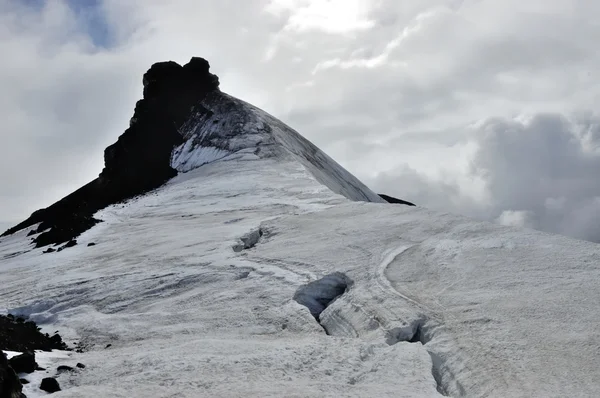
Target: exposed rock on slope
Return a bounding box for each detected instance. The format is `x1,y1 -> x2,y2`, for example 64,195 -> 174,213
0,314 -> 68,352
379,194 -> 415,206
1,57 -> 220,246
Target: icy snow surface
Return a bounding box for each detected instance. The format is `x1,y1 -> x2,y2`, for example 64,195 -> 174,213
2,145 -> 600,396
171,141 -> 230,173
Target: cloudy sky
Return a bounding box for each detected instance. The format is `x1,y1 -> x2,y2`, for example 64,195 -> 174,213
1,0 -> 600,242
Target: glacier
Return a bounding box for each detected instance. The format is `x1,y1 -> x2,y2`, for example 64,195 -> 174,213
1,57 -> 600,397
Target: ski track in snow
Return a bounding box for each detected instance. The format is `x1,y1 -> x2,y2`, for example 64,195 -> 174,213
377,245 -> 429,311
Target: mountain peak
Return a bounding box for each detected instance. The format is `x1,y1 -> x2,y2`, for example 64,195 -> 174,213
141,57 -> 219,99
100,57 -> 219,184
2,57 -> 389,247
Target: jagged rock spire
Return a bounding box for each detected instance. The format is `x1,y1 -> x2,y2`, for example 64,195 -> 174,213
2,58 -> 220,246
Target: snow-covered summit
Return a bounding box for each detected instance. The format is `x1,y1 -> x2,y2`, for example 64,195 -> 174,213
1,57 -> 383,248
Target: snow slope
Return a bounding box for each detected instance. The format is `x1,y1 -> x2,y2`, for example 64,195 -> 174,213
171,90 -> 385,203
1,150 -> 600,397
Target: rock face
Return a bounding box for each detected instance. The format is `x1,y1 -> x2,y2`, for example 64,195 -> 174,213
1,57 -> 220,247
100,58 -> 219,193
0,352 -> 24,398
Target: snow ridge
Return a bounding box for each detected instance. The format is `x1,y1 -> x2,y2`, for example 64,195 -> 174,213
171,91 -> 385,203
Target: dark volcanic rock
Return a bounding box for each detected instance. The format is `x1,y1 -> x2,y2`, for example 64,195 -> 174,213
0,314 -> 68,352
19,378 -> 29,384
35,213 -> 99,249
48,334 -> 65,349
63,239 -> 77,248
42,247 -> 56,254
1,57 -> 220,247
40,377 -> 60,393
8,352 -> 36,374
56,239 -> 78,253
0,351 -> 24,398
76,363 -> 85,369
378,194 -> 416,206
87,242 -> 95,247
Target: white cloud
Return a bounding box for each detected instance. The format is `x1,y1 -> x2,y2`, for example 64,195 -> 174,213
2,0 -> 600,243
496,211 -> 534,229
265,0 -> 376,34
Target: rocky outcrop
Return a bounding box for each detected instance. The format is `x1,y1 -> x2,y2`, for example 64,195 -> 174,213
0,314 -> 68,352
1,57 -> 220,247
378,194 -> 416,206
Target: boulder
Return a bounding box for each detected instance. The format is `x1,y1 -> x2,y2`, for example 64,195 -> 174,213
8,352 -> 36,374
40,377 -> 60,393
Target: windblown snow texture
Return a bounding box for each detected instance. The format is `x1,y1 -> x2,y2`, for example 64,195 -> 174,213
1,57 -> 385,247
2,154 -> 600,397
